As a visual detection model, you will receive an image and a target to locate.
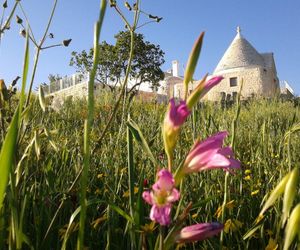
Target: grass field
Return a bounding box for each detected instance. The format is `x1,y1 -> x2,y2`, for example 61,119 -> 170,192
1,94 -> 299,249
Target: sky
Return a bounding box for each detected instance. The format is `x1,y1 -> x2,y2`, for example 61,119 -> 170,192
0,0 -> 300,94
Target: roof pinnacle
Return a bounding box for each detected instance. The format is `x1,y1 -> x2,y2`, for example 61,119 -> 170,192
236,26 -> 241,34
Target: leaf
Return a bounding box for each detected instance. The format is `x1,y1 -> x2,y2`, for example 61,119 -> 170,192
0,108 -> 19,210
282,168 -> 299,226
259,171 -> 291,216
126,118 -> 158,166
19,28 -> 29,119
44,127 -> 59,152
283,203 -> 300,250
38,86 -> 46,112
243,224 -> 262,240
34,130 -> 41,159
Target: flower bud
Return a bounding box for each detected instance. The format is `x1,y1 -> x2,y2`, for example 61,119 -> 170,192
125,2 -> 131,11
183,32 -> 204,99
16,15 -> 23,24
11,76 -> 20,87
62,39 -> 72,47
109,0 -> 116,7
156,17 -> 163,23
175,222 -> 223,243
20,29 -> 26,38
148,14 -> 158,19
163,99 -> 190,164
187,76 -> 223,109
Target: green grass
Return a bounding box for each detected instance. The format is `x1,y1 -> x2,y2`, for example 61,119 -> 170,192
0,95 -> 299,249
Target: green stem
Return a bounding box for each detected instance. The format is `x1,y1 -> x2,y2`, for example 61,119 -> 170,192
25,0 -> 58,107
77,1 -> 106,249
127,116 -> 135,249
219,171 -> 229,248
287,134 -> 291,172
25,47 -> 40,107
159,226 -> 164,250
0,0 -> 18,39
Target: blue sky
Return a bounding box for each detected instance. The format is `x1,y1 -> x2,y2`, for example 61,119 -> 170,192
0,0 -> 299,94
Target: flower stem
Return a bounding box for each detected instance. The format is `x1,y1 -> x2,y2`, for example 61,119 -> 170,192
159,226 -> 164,250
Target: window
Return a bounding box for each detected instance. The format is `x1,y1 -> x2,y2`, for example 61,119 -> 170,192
229,77 -> 238,87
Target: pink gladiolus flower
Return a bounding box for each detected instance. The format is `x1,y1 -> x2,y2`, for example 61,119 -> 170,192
175,222 -> 224,243
163,99 -> 191,164
166,98 -> 190,128
187,75 -> 224,109
142,169 -> 180,226
182,131 -> 240,173
203,76 -> 224,94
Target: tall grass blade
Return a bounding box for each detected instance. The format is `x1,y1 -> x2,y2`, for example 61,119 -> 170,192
77,1 -> 106,249
283,203 -> 300,250
127,115 -> 136,249
38,86 -> 46,112
259,171 -> 291,216
282,168 -> 299,226
127,118 -> 158,166
0,28 -> 29,210
0,108 -> 19,210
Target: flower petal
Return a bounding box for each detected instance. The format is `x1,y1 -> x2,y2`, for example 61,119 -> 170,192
142,191 -> 153,205
176,222 -> 223,243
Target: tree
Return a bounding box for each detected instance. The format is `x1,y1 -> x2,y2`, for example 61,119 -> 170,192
48,74 -> 62,83
70,31 -> 165,92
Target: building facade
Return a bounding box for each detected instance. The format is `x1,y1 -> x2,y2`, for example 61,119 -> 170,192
204,27 -> 280,101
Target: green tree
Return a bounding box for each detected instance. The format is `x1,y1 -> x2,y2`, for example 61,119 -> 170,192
70,31 -> 165,92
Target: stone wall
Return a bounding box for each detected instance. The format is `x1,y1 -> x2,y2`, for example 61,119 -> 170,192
48,81 -> 88,99
206,66 -> 277,101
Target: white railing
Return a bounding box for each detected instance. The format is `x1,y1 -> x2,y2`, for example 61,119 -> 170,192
41,73 -> 89,95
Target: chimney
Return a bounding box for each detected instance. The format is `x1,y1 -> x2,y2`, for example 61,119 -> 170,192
172,60 -> 179,77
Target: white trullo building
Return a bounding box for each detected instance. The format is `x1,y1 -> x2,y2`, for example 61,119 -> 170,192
203,26 -> 280,101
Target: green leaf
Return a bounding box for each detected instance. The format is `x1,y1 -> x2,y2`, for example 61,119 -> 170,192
282,168 -> 299,226
19,28 -> 29,119
38,86 -> 46,112
0,108 -> 19,210
243,224 -> 262,240
127,118 -> 158,166
134,167 -> 145,227
284,203 -> 300,250
259,171 -> 291,216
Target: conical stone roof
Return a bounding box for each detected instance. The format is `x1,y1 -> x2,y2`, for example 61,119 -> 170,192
214,27 -> 265,73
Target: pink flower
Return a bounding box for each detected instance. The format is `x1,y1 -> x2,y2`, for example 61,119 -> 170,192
182,131 -> 240,174
203,76 -> 224,95
167,98 -> 190,128
163,99 -> 190,163
174,222 -> 224,243
187,76 -> 223,109
142,169 -> 180,226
